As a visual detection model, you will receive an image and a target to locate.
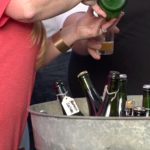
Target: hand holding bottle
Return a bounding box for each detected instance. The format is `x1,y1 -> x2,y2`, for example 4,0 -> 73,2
94,0 -> 126,55
98,12 -> 124,55
82,0 -> 107,18
62,7 -> 121,59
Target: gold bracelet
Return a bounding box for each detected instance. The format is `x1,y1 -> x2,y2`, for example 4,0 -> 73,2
51,29 -> 71,53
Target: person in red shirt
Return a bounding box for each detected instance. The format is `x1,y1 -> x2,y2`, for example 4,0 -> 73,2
0,0 -> 120,149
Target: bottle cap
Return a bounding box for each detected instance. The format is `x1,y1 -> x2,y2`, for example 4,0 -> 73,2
77,70 -> 88,78
55,80 -> 63,85
143,84 -> 150,90
54,80 -> 64,89
119,74 -> 127,81
119,74 -> 127,78
54,80 -> 67,94
108,70 -> 120,79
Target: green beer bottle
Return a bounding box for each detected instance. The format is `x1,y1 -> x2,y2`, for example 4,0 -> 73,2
142,84 -> 150,117
77,70 -> 103,116
98,70 -> 120,116
97,0 -> 127,20
117,74 -> 128,116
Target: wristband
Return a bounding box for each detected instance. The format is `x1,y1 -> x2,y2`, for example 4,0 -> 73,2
51,29 -> 71,53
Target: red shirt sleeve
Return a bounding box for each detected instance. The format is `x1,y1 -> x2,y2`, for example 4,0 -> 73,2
0,0 -> 10,27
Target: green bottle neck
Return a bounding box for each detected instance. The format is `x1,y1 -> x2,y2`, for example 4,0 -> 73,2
79,75 -> 94,91
55,82 -> 68,101
143,91 -> 150,101
108,78 -> 119,93
118,80 -> 127,95
78,74 -> 102,104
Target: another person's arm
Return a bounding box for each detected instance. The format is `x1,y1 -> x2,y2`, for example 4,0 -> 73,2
43,7 -> 118,64
63,11 -> 123,60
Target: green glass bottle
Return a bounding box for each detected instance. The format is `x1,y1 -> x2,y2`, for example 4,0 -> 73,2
97,0 -> 127,20
77,70 -> 103,116
55,80 -> 84,116
117,74 -> 128,116
142,84 -> 150,117
98,70 -> 120,117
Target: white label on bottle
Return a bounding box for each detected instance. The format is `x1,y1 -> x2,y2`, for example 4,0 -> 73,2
62,96 -> 79,116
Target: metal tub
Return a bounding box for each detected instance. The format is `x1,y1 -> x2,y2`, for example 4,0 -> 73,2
29,95 -> 150,150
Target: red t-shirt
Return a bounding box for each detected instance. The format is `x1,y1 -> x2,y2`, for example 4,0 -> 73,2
0,1 -> 39,149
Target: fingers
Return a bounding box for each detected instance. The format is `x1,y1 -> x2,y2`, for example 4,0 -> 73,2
101,11 -> 124,31
91,4 -> 106,18
87,36 -> 104,47
114,12 -> 125,26
82,0 -> 106,18
101,18 -> 117,31
79,8 -> 106,38
87,37 -> 104,60
111,26 -> 120,34
99,28 -> 107,35
87,6 -> 97,17
100,11 -> 124,31
88,48 -> 101,60
87,7 -> 105,20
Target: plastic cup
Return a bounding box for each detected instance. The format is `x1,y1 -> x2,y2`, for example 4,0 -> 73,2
99,31 -> 114,55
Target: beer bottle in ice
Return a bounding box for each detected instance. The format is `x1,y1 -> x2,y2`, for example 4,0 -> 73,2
117,74 -> 128,116
98,71 -> 120,117
142,84 -> 150,117
55,80 -> 83,116
77,70 -> 103,116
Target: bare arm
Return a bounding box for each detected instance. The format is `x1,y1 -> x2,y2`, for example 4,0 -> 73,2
5,0 -> 82,22
5,0 -> 104,23
43,8 -> 114,65
62,10 -> 121,59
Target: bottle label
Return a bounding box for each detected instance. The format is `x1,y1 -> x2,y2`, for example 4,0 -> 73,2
105,85 -> 119,117
62,96 -> 80,116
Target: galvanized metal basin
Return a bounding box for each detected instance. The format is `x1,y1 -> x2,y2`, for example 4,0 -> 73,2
29,95 -> 150,150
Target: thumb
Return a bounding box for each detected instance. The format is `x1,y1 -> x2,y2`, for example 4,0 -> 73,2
91,4 -> 106,18
88,48 -> 101,60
